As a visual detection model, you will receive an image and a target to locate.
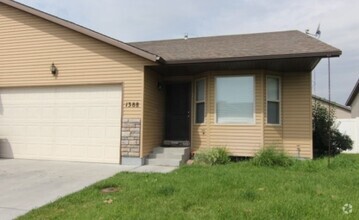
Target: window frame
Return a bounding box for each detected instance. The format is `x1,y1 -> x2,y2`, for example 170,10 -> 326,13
266,75 -> 281,125
214,75 -> 256,125
194,78 -> 206,124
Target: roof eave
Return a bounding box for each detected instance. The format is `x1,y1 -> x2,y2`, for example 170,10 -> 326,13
0,0 -> 160,62
163,51 -> 342,65
313,95 -> 351,112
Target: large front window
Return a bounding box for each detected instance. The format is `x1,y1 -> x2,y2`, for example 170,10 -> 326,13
216,76 -> 255,124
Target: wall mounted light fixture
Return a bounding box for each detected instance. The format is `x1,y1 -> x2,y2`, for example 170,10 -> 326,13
50,63 -> 58,76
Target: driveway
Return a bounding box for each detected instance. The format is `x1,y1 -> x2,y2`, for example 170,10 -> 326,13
0,159 -> 136,220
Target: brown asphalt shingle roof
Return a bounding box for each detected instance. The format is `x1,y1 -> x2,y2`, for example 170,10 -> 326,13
130,30 -> 341,64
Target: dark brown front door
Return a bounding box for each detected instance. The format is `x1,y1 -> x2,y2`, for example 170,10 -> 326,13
165,82 -> 191,140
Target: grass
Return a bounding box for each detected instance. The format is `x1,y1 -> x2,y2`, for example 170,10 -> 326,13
19,154 -> 359,220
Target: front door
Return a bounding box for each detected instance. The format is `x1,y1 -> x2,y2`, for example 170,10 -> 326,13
165,82 -> 191,141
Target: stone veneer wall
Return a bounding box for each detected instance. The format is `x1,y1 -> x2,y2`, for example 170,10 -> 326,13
121,118 -> 141,157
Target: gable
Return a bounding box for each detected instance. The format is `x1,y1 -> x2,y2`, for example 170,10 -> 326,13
0,2 -> 152,117
0,2 -> 153,64
346,79 -> 359,106
0,0 -> 158,62
0,2 -> 153,79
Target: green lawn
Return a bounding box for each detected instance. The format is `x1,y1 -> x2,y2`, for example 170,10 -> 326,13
19,155 -> 359,220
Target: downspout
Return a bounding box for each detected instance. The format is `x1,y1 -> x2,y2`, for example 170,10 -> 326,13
327,55 -> 332,167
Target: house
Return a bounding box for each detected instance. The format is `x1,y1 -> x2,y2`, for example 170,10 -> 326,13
339,78 -> 359,154
312,95 -> 351,119
0,0 -> 341,165
346,79 -> 359,118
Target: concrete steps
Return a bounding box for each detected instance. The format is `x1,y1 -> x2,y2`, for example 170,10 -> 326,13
145,147 -> 190,167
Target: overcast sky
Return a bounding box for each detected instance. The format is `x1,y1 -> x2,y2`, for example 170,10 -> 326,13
17,0 -> 359,105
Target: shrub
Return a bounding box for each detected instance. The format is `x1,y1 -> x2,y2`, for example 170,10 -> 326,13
193,147 -> 230,165
312,102 -> 353,157
252,147 -> 294,167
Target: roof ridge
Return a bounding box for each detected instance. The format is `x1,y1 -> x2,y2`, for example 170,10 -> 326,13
130,30 -> 300,44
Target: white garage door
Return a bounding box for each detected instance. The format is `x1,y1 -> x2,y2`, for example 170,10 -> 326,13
0,84 -> 122,164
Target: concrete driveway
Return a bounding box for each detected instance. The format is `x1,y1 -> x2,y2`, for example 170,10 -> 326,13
0,159 -> 136,220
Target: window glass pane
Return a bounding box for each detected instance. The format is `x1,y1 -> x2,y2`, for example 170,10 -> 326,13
196,102 -> 205,123
216,76 -> 254,124
196,79 -> 205,101
268,101 -> 279,124
268,77 -> 279,101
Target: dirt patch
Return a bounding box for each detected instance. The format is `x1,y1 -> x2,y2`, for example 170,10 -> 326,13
101,187 -> 120,194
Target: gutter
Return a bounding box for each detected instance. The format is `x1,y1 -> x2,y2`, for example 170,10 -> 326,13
163,51 -> 342,65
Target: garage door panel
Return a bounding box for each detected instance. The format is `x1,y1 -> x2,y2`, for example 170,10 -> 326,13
104,148 -> 119,160
71,146 -> 88,157
54,126 -> 70,138
0,85 -> 122,163
106,107 -> 122,120
26,136 -> 53,143
89,127 -> 106,138
89,107 -> 107,119
87,147 -> 105,158
52,145 -> 70,157
55,108 -> 72,119
11,126 -> 28,136
37,145 -> 53,157
27,107 -> 42,118
15,144 -> 29,156
72,107 -> 88,119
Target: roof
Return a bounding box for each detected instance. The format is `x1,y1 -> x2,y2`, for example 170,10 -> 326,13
0,0 -> 160,62
130,30 -> 342,64
346,78 -> 359,106
313,95 -> 351,112
2,1 -> 341,65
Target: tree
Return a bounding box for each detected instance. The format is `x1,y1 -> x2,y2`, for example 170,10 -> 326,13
312,102 -> 353,157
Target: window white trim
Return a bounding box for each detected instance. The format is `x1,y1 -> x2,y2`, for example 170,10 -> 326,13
266,75 -> 281,125
214,75 -> 256,125
194,78 -> 206,124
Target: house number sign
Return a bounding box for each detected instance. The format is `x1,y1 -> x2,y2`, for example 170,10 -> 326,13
125,102 -> 140,108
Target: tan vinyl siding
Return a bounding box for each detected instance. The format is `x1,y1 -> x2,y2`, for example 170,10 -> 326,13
0,3 -> 152,119
282,72 -> 312,158
142,69 -> 165,157
351,95 -> 359,118
264,73 -> 283,148
264,126 -> 283,147
193,71 -> 264,156
192,124 -> 208,151
190,70 -> 312,158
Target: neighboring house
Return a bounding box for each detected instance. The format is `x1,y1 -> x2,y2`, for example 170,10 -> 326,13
346,79 -> 359,118
312,95 -> 351,119
0,0 -> 341,164
337,118 -> 359,154
339,79 -> 359,153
